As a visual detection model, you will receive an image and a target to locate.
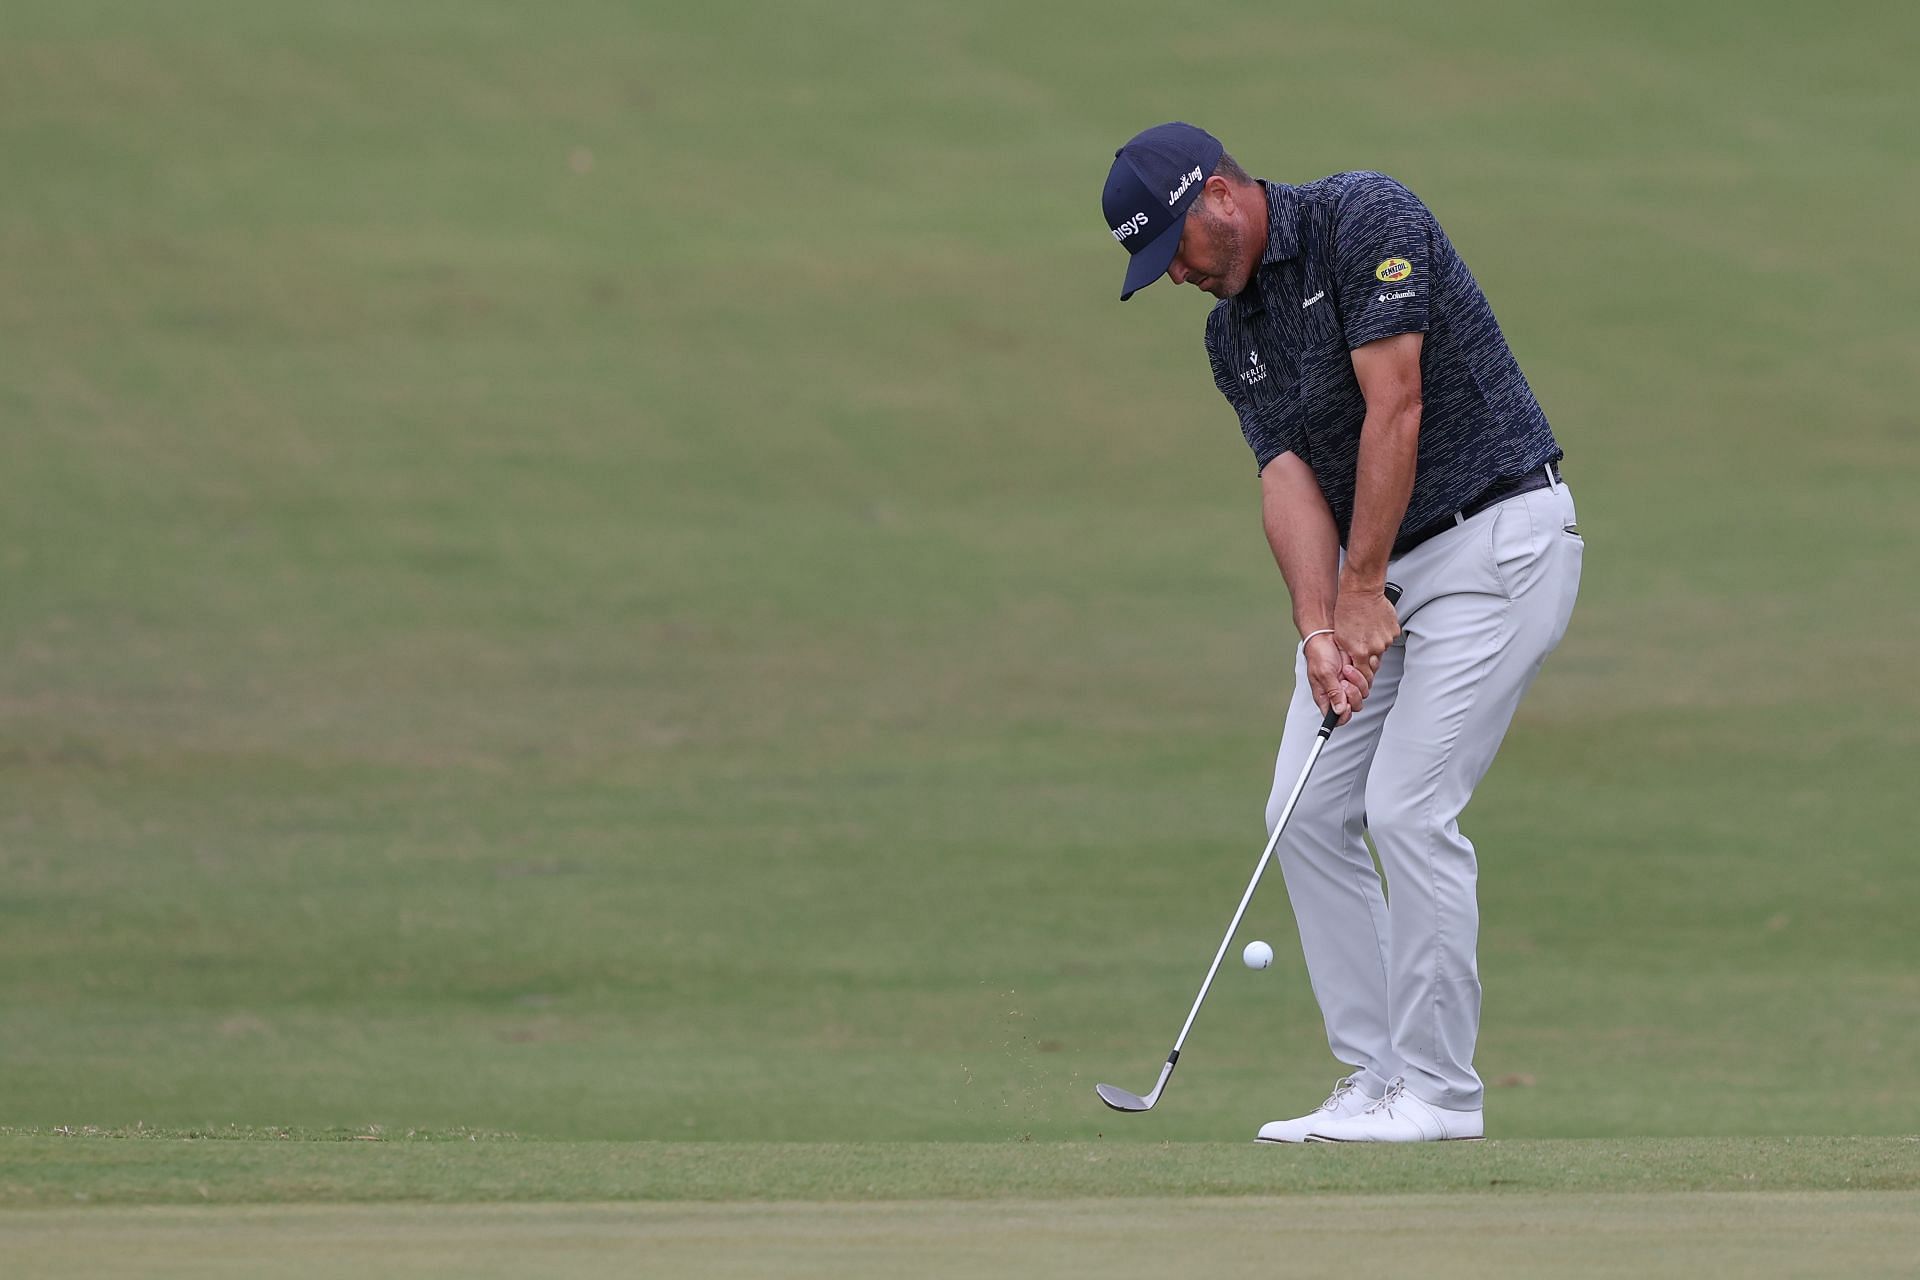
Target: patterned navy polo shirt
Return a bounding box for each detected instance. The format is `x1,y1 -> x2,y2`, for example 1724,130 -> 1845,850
1204,174 -> 1562,546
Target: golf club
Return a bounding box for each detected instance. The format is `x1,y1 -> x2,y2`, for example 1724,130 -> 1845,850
1097,588 -> 1397,1114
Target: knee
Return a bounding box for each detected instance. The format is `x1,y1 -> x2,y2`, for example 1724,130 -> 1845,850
1266,774 -> 1346,842
1365,788 -> 1432,849
1265,771 -> 1313,834
1264,792 -> 1288,836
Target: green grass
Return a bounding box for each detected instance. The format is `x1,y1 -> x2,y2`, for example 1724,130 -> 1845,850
5,1132 -> 1919,1278
6,1196 -> 1920,1280
1,4 -> 1917,1267
2,1135 -> 1917,1206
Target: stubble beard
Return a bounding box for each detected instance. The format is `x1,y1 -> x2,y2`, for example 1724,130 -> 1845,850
1199,210 -> 1249,298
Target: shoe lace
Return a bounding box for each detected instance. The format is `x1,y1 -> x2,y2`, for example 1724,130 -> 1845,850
1318,1078 -> 1357,1114
1364,1078 -> 1406,1117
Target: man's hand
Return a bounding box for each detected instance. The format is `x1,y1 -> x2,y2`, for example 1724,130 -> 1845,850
1306,633 -> 1372,726
1334,583 -> 1401,673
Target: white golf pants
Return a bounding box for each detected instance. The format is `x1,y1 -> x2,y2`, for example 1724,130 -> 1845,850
1266,476 -> 1582,1111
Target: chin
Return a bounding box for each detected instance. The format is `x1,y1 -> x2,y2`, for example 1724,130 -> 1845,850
1204,269 -> 1244,299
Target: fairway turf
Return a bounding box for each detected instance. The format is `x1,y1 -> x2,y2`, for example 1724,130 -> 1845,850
3,0 -> 1915,1149
2,0 -> 1918,1267
5,1195 -> 1920,1280
1,1136 -> 1916,1206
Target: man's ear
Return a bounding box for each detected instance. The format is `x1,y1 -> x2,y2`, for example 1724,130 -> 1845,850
1198,172 -> 1244,222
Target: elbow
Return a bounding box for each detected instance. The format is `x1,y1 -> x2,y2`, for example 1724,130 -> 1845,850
1364,379 -> 1422,428
1386,388 -> 1422,431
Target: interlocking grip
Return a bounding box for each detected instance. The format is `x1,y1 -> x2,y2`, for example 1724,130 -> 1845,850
1318,584 -> 1403,734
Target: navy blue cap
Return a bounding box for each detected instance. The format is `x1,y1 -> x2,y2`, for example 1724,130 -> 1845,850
1102,122 -> 1225,301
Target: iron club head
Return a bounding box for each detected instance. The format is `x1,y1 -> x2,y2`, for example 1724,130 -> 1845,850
1094,1053 -> 1178,1113
1095,1082 -> 1153,1112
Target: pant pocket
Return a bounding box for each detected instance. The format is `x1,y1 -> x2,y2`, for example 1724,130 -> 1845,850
1545,520 -> 1584,651
1487,496 -> 1538,600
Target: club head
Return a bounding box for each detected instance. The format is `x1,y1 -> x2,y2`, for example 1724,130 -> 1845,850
1095,1082 -> 1154,1112
1096,1054 -> 1178,1114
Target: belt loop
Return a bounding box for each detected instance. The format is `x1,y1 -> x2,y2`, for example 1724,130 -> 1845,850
1545,461 -> 1558,491
1453,511 -> 1466,527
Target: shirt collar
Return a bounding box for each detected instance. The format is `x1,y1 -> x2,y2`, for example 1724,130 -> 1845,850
1258,180 -> 1300,265
1230,180 -> 1300,319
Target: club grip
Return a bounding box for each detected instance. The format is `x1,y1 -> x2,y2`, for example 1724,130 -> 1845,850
1318,585 -> 1402,733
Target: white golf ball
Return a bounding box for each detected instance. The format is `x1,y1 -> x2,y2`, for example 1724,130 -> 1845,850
1242,940 -> 1274,970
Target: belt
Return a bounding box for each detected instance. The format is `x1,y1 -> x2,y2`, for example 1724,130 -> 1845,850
1390,461 -> 1562,560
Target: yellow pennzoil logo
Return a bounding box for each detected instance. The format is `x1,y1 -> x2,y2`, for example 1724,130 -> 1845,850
1375,257 -> 1413,282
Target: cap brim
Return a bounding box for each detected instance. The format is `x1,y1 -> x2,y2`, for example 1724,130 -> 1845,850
1119,214 -> 1187,301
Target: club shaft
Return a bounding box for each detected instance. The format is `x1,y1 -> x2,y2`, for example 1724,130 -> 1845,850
1166,709 -> 1338,1055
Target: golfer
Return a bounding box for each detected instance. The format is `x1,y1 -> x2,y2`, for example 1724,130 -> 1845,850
1102,122 -> 1582,1142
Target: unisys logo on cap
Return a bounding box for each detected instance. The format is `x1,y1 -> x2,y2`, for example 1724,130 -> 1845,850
1102,122 -> 1225,301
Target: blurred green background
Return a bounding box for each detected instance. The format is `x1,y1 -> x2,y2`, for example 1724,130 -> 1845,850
2,0 -> 1915,1144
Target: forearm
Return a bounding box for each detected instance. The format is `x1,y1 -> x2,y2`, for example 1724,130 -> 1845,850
1342,333 -> 1426,588
1340,402 -> 1421,589
1259,452 -> 1343,636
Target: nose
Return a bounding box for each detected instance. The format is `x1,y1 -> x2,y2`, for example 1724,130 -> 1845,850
1167,259 -> 1188,285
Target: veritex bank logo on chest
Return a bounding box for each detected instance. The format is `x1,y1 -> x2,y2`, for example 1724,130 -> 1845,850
1240,350 -> 1269,386
1111,212 -> 1150,242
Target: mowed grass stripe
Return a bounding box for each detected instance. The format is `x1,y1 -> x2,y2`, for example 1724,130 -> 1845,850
3,1194 -> 1919,1280
1,1138 -> 1915,1206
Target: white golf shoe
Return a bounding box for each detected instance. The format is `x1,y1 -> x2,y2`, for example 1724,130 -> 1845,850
1305,1077 -> 1483,1142
1253,1075 -> 1379,1144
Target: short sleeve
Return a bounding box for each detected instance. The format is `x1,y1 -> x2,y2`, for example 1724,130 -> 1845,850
1206,320 -> 1301,473
1331,174 -> 1434,350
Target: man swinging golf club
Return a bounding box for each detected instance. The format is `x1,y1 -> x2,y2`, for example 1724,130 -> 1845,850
1100,123 -> 1583,1142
